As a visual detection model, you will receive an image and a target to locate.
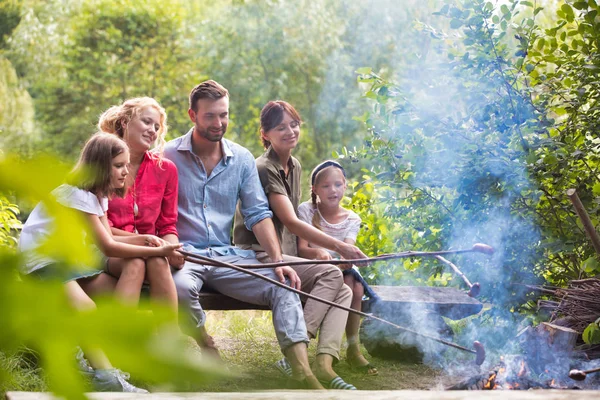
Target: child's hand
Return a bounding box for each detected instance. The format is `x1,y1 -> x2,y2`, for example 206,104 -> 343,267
158,242 -> 183,257
143,235 -> 165,247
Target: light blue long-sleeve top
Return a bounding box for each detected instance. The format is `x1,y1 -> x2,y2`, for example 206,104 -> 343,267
163,129 -> 273,257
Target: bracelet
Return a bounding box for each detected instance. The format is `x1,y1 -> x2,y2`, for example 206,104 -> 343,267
274,259 -> 285,263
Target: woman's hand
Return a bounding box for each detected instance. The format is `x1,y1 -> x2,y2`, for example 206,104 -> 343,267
339,243 -> 368,263
314,249 -> 333,260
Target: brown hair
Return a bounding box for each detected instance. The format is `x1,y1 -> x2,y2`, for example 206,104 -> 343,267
69,133 -> 129,198
309,161 -> 347,230
98,97 -> 168,161
189,80 -> 229,111
259,101 -> 302,149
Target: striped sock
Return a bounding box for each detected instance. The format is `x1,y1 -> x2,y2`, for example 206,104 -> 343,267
321,376 -> 357,390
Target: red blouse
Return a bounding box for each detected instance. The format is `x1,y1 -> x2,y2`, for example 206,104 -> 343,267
108,152 -> 179,237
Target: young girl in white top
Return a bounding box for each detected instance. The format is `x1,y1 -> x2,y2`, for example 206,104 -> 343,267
297,160 -> 379,376
19,133 -> 182,392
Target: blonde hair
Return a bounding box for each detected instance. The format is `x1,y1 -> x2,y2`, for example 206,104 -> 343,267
69,132 -> 129,198
309,161 -> 347,230
98,97 -> 168,161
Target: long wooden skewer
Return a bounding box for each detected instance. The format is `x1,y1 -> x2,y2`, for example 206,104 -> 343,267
188,243 -> 495,269
180,250 -> 486,365
435,255 -> 481,297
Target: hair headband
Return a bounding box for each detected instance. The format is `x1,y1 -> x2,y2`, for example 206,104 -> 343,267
311,160 -> 346,185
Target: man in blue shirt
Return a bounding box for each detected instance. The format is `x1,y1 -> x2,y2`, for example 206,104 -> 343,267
164,80 -> 322,389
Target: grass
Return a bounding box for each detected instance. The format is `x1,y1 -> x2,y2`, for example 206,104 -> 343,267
1,310 -> 463,394
0,349 -> 47,395
188,310 -> 458,391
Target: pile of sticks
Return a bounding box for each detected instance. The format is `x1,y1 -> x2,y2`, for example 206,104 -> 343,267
545,278 -> 600,333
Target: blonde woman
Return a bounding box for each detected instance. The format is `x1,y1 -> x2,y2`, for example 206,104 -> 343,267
99,98 -> 181,317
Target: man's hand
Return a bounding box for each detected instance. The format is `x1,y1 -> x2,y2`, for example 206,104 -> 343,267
168,251 -> 185,269
274,266 -> 301,290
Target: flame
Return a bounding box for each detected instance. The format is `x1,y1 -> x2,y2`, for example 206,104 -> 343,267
550,379 -> 555,386
483,373 -> 497,390
517,360 -> 527,377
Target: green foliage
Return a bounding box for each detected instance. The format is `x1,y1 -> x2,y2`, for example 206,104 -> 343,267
0,57 -> 35,155
9,0 -> 199,158
0,0 -> 21,50
0,194 -> 21,249
0,155 -> 224,397
344,0 -> 600,309
583,317 -> 600,345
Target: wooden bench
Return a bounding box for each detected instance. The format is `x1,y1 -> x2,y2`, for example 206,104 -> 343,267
198,285 -> 482,361
199,285 -> 482,319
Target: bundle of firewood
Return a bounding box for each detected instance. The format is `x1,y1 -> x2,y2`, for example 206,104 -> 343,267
544,278 -> 600,333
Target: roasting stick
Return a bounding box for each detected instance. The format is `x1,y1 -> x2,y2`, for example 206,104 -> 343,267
569,367 -> 600,381
180,249 -> 487,365
435,255 -> 481,297
191,243 -> 495,269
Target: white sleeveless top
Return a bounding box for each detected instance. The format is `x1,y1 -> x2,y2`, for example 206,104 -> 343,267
297,201 -> 361,258
19,184 -> 108,274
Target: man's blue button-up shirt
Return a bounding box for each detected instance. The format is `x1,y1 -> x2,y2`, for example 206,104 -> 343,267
164,129 -> 273,257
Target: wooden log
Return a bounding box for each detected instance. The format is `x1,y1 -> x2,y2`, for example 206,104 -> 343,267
535,322 -> 578,353
567,188 -> 600,256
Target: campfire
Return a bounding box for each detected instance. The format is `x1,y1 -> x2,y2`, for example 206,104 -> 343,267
446,356 -> 577,390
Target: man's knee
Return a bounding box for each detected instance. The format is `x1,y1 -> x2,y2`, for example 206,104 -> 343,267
173,271 -> 201,302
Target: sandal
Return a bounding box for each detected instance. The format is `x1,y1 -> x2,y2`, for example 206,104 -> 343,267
274,357 -> 293,378
347,352 -> 378,376
350,362 -> 378,376
318,376 -> 357,390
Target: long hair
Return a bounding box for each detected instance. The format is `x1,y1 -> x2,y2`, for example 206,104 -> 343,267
69,133 -> 129,198
309,160 -> 347,230
98,97 -> 168,161
259,100 -> 302,149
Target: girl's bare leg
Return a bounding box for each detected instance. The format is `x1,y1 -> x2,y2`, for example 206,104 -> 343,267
78,272 -> 118,299
145,256 -> 178,317
106,258 -> 146,305
65,281 -> 112,370
343,274 -> 376,373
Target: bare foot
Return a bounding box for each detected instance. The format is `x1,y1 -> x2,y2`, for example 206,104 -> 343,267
195,330 -> 222,362
347,346 -> 378,375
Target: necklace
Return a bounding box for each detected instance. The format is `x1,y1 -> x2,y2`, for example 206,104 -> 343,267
132,181 -> 139,234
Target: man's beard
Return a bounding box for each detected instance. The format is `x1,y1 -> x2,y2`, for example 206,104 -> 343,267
197,126 -> 226,142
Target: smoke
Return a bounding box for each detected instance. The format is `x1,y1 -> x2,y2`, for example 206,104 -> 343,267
313,0 -> 569,384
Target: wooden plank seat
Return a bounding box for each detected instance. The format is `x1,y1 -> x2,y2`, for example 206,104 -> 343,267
198,285 -> 482,320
